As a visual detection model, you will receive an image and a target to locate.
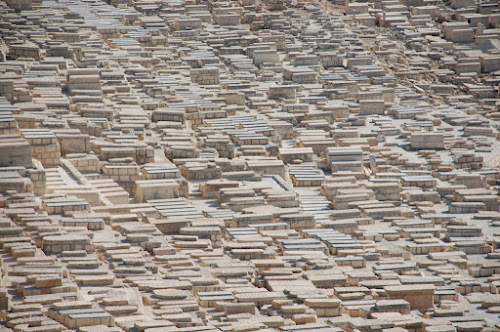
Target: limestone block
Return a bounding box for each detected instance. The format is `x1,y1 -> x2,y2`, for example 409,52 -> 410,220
384,284 -> 435,312
410,133 -> 444,150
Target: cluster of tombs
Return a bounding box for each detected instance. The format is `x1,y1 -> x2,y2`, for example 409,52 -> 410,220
0,0 -> 500,331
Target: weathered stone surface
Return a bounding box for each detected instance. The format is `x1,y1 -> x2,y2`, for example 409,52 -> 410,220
0,0 -> 499,330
